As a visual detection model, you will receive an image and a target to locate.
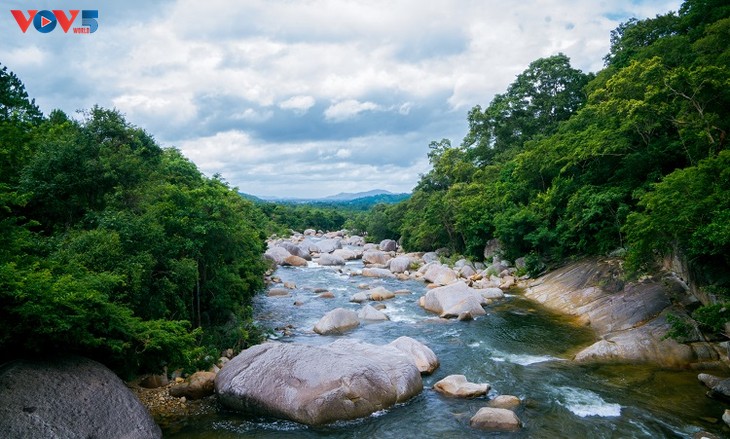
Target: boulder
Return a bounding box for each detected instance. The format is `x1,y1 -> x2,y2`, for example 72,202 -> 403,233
215,340 -> 422,425
433,374 -> 490,398
318,291 -> 335,299
315,238 -> 342,254
303,228 -> 316,236
264,246 -> 291,265
0,356 -> 161,439
363,250 -> 392,266
318,253 -> 346,266
459,265 -> 477,279
139,373 -> 169,389
169,371 -> 216,400
724,410 -> 730,428
487,395 -> 521,409
420,281 -> 487,319
379,239 -> 398,252
346,235 -> 365,246
313,308 -> 360,335
388,336 -> 439,374
423,264 -> 458,286
368,286 -> 395,301
483,238 -> 503,261
350,292 -> 369,303
267,288 -> 290,297
698,373 -> 724,389
362,268 -> 396,278
480,287 -> 505,299
389,256 -> 412,274
358,304 -> 389,321
333,248 -> 359,261
470,407 -> 521,432
422,252 -> 440,264
279,242 -> 312,260
708,378 -> 730,401
282,255 -> 308,267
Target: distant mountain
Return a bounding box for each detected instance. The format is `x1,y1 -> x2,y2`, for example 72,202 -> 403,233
319,189 -> 393,202
241,189 -> 410,209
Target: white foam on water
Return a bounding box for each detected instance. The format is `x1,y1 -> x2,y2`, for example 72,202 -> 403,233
490,349 -> 562,365
556,386 -> 622,418
467,341 -> 481,348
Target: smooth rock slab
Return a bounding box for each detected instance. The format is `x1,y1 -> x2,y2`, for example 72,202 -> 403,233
470,407 -> 521,431
215,341 -> 422,425
433,374 -> 490,398
0,356 -> 161,439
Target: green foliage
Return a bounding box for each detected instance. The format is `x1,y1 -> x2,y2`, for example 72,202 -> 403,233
0,67 -> 268,376
691,303 -> 730,335
375,0 -> 730,306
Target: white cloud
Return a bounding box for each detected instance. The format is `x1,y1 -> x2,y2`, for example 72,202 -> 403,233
324,99 -> 381,122
279,95 -> 316,114
0,0 -> 683,197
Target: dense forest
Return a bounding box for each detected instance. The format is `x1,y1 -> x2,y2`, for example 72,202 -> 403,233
356,0 -> 729,330
0,67 -> 269,376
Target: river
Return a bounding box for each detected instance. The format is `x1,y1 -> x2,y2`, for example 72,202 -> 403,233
164,255 -> 726,438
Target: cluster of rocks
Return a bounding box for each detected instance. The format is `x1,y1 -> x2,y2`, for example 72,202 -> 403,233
432,375 -> 522,431
265,231 -> 521,323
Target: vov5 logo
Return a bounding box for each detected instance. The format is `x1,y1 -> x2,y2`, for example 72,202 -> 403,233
11,10 -> 99,34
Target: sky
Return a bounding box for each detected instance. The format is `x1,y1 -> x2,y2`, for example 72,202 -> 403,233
1,0 -> 682,198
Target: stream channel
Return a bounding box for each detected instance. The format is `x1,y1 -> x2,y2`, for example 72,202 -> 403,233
165,247 -> 726,438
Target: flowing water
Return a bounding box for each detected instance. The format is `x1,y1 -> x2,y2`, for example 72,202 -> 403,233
164,257 -> 728,438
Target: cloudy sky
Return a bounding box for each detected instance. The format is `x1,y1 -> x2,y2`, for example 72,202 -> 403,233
1,0 -> 681,198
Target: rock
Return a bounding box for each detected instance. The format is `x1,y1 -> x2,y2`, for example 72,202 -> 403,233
420,281 -> 487,319
267,288 -> 290,297
470,407 -> 521,432
215,340 -> 422,425
698,373 -> 724,389
480,287 -> 505,299
350,292 -> 369,303
303,228 -> 316,236
459,265 -> 477,279
139,373 -> 169,389
487,395 -> 521,409
362,250 -> 392,266
708,378 -> 730,401
346,235 -> 365,246
368,286 -> 395,301
0,356 -> 161,438
264,246 -> 291,265
483,238 -> 503,261
284,282 -> 297,289
433,374 -> 490,398
388,336 -> 439,374
499,276 -> 516,290
458,311 -> 475,321
333,248 -> 359,261
525,258 -> 721,367
373,303 -> 387,310
515,257 -> 527,270
316,238 -> 342,254
169,371 -> 216,400
423,263 -> 458,286
313,308 -> 360,335
217,357 -> 230,369
279,241 -> 312,260
724,409 -> 730,428
389,256 -> 412,274
379,239 -> 398,252
318,291 -> 335,299
395,289 -> 412,295
422,252 -> 440,264
282,255 -> 308,267
362,268 -> 396,278
318,253 -> 346,266
358,304 -> 389,321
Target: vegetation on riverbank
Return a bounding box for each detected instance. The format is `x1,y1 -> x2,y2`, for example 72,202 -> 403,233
355,0 -> 730,335
0,66 -> 268,377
